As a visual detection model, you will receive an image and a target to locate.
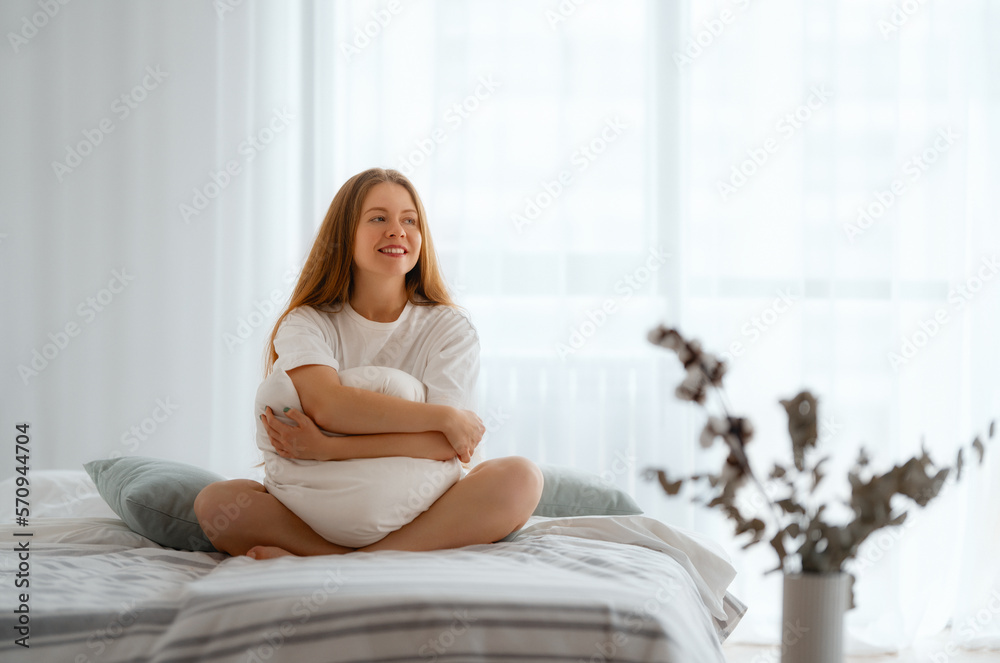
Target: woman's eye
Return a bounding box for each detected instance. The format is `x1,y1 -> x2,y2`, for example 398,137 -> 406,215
369,215 -> 416,225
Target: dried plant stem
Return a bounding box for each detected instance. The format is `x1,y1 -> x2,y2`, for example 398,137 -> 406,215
648,324 -> 994,585
699,359 -> 785,532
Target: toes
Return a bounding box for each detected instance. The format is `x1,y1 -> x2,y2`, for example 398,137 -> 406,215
246,545 -> 296,560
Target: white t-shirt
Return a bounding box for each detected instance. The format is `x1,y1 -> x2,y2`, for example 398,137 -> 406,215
272,297 -> 481,415
254,298 -> 482,547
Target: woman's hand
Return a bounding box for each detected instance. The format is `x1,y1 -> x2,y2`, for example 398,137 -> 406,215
439,407 -> 485,464
260,406 -> 333,461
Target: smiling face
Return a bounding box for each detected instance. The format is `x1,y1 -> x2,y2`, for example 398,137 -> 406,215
352,181 -> 422,282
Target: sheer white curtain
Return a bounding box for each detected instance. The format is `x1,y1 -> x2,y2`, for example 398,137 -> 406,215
322,0 -> 676,501
676,0 -> 1000,654
3,0 -> 998,655
0,0 -> 322,475
324,0 -> 1000,653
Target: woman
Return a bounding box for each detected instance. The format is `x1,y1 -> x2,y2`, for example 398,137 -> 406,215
194,168 -> 543,560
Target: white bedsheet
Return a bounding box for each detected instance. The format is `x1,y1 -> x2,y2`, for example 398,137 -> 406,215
0,516 -> 746,663
0,471 -> 747,662
511,514 -> 738,621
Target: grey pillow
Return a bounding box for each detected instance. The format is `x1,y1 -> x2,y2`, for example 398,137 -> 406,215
532,464 -> 643,517
83,456 -> 224,552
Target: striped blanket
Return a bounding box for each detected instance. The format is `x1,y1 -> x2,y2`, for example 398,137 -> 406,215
1,513 -> 746,662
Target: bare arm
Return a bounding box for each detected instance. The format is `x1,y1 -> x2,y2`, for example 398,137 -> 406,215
286,364 -> 485,461
332,432 -> 457,461
287,364 -> 448,435
261,406 -> 457,461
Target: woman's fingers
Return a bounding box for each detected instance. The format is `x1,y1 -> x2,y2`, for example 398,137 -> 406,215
442,409 -> 487,460
261,410 -> 279,435
283,407 -> 317,432
263,407 -> 302,434
261,407 -> 300,457
261,412 -> 284,443
260,406 -> 325,460
261,418 -> 286,456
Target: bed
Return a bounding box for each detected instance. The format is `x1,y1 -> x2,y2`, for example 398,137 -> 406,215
1,470 -> 747,662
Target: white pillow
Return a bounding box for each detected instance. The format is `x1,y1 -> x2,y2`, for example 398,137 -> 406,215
0,469 -> 118,521
254,365 -> 462,548
0,517 -> 165,548
0,470 -> 164,547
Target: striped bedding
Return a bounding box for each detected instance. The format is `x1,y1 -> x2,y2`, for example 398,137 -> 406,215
1,512 -> 746,662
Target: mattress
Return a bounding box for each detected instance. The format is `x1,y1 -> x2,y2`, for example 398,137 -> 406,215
0,471 -> 747,662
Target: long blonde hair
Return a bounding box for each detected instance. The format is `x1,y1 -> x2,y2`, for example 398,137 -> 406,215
263,167 -> 456,378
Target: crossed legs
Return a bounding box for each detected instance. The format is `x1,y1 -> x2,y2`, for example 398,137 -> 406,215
193,456 -> 543,558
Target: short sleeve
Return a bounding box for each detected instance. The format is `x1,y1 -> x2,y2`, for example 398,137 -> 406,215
272,307 -> 340,374
423,324 -> 480,413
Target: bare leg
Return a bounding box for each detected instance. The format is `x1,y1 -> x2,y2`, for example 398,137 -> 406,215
194,457 -> 543,559
194,479 -> 354,557
357,456 -> 543,553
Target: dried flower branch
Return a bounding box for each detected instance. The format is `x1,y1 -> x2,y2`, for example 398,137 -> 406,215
779,392 -> 818,472
644,324 -> 994,604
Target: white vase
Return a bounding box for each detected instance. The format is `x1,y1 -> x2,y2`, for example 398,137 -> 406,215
780,572 -> 850,663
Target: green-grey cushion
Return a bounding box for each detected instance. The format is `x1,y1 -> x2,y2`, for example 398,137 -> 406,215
83,456 -> 224,552
532,464 -> 643,517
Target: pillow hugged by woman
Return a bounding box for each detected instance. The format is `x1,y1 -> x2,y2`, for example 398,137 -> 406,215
194,168 -> 543,559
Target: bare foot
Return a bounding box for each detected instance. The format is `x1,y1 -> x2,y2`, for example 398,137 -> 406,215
246,545 -> 297,560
